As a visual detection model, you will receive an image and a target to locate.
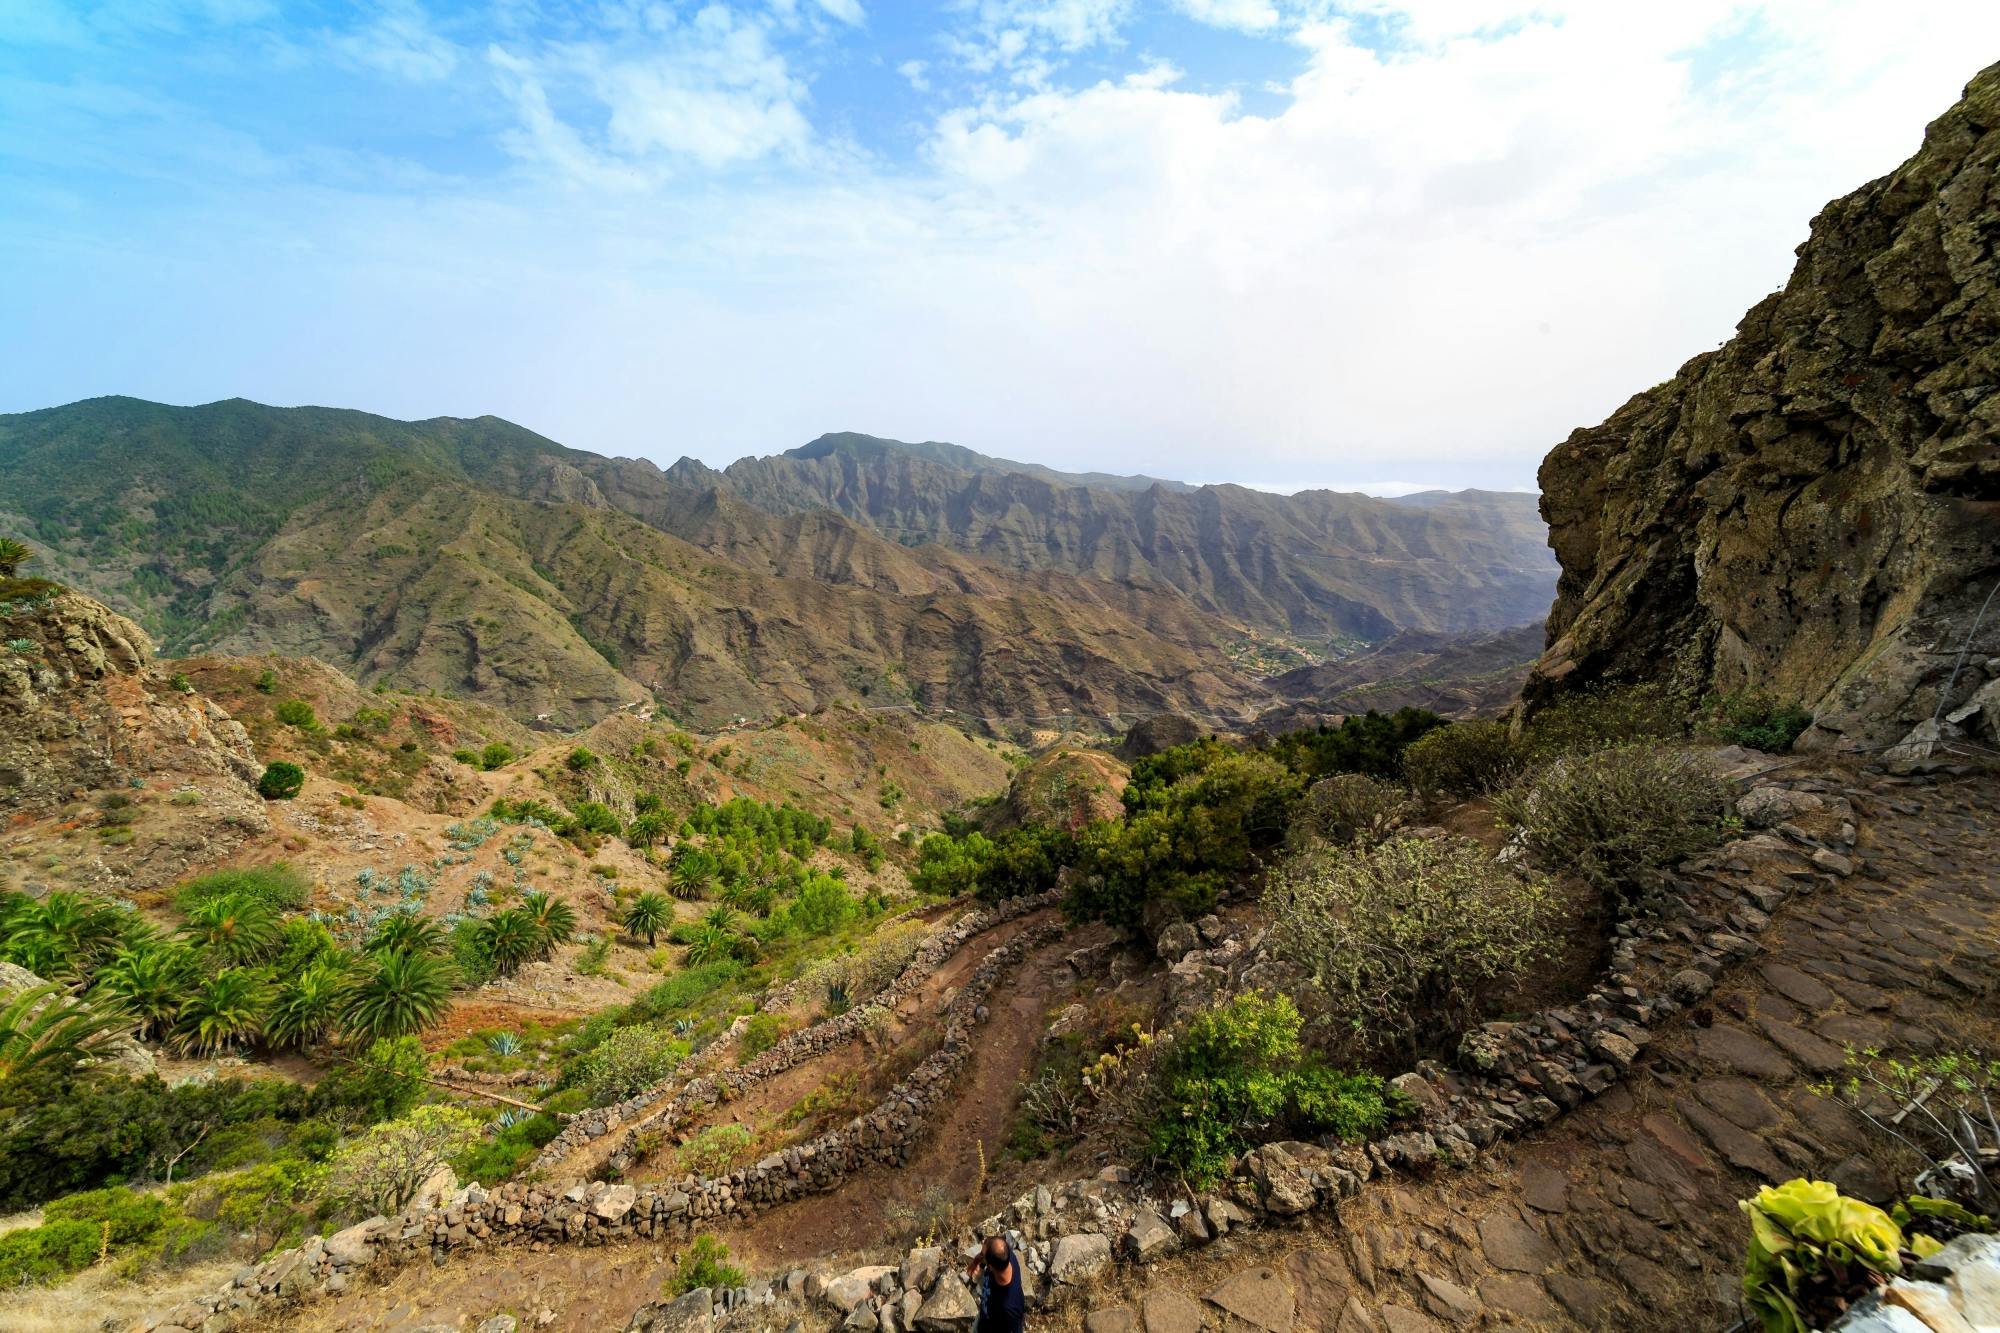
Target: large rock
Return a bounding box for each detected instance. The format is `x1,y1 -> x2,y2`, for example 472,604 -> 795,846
825,1267 -> 897,1315
1124,1208 -> 1177,1261
626,1288 -> 715,1333
1519,61 -> 2000,750
1048,1233 -> 1113,1285
913,1276 -> 978,1332
1204,1267 -> 1294,1332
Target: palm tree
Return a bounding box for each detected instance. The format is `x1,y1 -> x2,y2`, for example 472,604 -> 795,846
180,894 -> 279,965
91,942 -> 199,1041
520,892 -> 577,953
478,909 -> 541,975
682,920 -> 735,966
341,949 -> 454,1043
0,538 -> 34,579
266,959 -> 346,1050
172,968 -> 270,1056
0,983 -> 131,1094
365,912 -> 446,957
3,891 -> 125,982
621,892 -> 673,946
626,812 -> 669,848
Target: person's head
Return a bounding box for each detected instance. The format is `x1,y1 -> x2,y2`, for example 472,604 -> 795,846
983,1235 -> 1012,1270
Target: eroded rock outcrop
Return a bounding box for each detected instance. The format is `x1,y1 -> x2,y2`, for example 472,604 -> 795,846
1,590 -> 261,805
1524,62 -> 2000,751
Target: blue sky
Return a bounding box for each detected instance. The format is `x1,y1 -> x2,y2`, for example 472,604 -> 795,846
2,2 -> 1997,491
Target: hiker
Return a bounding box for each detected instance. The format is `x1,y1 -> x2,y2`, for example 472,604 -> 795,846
967,1232 -> 1026,1333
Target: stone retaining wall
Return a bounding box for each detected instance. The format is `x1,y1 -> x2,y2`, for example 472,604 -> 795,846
529,889 -> 1057,1176
135,915 -> 1068,1333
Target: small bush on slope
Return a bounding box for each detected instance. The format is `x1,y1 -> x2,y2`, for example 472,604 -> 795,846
1265,835 -> 1557,1062
1400,720 -> 1521,804
1286,773 -> 1406,852
1493,744 -> 1734,916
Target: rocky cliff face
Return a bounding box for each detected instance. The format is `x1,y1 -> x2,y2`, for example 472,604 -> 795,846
1524,63 -> 2000,752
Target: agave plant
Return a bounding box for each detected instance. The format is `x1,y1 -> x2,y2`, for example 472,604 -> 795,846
172,968 -> 271,1056
671,1017 -> 695,1037
91,941 -> 200,1041
180,893 -> 280,965
0,982 -> 132,1092
520,891 -> 577,950
489,1107 -> 532,1134
0,537 -> 34,579
486,1031 -> 523,1057
266,959 -> 348,1050
365,911 -> 447,958
341,948 -> 455,1043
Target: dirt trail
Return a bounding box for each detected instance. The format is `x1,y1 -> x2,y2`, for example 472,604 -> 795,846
626,909 -> 1058,1179
725,923 -> 1109,1262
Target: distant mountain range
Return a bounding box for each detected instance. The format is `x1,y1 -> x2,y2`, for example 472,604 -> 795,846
668,431 -> 1555,641
0,397 -> 1555,731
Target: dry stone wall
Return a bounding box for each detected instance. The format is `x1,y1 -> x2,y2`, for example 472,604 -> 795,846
530,889 -> 1057,1176
135,910 -> 1066,1333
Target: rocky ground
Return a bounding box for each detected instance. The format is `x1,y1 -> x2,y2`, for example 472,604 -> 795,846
146,762 -> 1993,1333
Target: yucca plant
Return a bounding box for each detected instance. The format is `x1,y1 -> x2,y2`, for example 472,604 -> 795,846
91,941 -> 200,1041
172,968 -> 270,1056
366,911 -> 446,957
341,949 -> 454,1043
0,982 -> 131,1093
479,909 -> 542,975
520,891 -> 577,951
266,959 -> 348,1050
0,537 -> 34,579
180,893 -> 280,965
621,892 -> 673,946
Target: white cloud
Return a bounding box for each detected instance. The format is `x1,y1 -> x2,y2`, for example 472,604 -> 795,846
811,0 -> 867,25
328,0 -> 459,82
10,1 -> 2000,493
898,59 -> 931,91
1171,0 -> 1280,33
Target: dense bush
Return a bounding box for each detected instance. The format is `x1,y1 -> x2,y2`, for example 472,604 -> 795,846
327,1106 -> 479,1216
274,699 -> 317,729
1144,993 -> 1393,1187
256,762 -> 305,800
573,1024 -> 690,1105
1267,707 -> 1449,782
1286,773 -> 1405,851
1068,750 -> 1301,926
676,1125 -> 752,1177
1399,720 -> 1520,803
1699,691 -> 1814,753
1493,745 -> 1734,914
671,1233 -> 745,1294
1265,836 -> 1558,1060
909,823 -> 1076,902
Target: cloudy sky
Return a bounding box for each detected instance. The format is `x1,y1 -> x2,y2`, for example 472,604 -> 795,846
2,1 -> 1996,492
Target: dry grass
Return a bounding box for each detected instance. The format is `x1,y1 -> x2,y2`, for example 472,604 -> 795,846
0,1258 -> 240,1333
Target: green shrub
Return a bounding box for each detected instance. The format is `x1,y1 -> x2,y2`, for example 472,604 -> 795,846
1145,992 -> 1392,1188
1286,773 -> 1404,851
1522,681 -> 1684,757
479,741 -> 516,769
1068,750 -> 1302,927
1400,720 -> 1520,802
256,762 -> 305,801
566,746 -> 600,771
738,1013 -> 783,1063
1265,836 -> 1558,1061
1492,745 -> 1734,915
1700,692 -> 1814,753
454,1111 -> 560,1185
574,1024 -> 689,1105
670,1233 -> 745,1294
274,699 -> 317,729
253,669 -> 278,694
173,862 -> 309,915
676,1125 -> 752,1178
1268,707 -> 1449,782
571,801 -> 621,836
0,1217 -> 100,1285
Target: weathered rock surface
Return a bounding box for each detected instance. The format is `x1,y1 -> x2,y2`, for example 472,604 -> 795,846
1522,61 -> 2000,751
